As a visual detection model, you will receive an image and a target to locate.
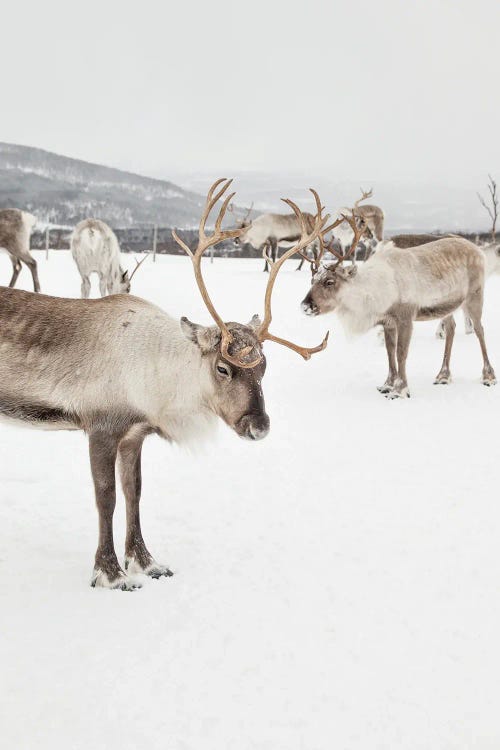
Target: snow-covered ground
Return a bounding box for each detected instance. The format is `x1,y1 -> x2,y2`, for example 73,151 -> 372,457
2,251 -> 500,750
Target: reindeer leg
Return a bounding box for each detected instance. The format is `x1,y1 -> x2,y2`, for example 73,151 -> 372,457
377,317 -> 398,393
8,256 -> 22,288
263,241 -> 270,272
98,274 -> 107,297
119,426 -> 173,579
463,307 -> 474,335
386,310 -> 413,399
24,257 -> 40,293
465,293 -> 496,385
81,276 -> 91,298
434,314 -> 455,384
435,319 -> 446,339
89,430 -> 141,590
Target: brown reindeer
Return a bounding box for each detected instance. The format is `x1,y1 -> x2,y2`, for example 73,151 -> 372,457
0,179 -> 330,590
0,209 -> 40,292
301,231 -> 496,398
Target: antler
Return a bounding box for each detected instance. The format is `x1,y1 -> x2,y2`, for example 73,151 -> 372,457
256,190 -> 333,360
228,201 -> 254,227
353,187 -> 373,209
172,178 -> 260,369
128,252 -> 150,281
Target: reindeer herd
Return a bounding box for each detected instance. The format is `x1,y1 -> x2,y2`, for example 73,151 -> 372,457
0,180 -> 498,590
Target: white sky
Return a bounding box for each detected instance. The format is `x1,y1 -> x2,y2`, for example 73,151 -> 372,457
2,0 -> 499,186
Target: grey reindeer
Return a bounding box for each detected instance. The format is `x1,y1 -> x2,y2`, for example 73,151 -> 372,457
0,180 -> 329,590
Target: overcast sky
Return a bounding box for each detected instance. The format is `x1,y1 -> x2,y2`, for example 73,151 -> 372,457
2,0 -> 499,187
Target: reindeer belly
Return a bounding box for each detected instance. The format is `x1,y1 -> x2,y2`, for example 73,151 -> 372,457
0,394 -> 81,431
416,298 -> 463,321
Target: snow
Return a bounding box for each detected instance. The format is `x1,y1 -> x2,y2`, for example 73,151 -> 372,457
2,251 -> 500,750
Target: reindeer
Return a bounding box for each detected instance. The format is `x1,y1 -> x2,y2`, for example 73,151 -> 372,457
296,188 -> 384,271
333,188 -> 384,262
0,179 -> 329,590
301,224 -> 496,398
71,219 -> 147,298
231,204 -> 322,272
0,209 -> 40,292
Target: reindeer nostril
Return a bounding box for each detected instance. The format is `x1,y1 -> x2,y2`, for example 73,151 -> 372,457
301,300 -> 317,316
237,413 -> 270,441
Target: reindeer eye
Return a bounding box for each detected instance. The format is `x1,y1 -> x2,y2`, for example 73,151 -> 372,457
325,279 -> 335,287
216,362 -> 231,378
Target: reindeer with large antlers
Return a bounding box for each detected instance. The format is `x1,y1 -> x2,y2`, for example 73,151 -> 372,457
0,178 -> 329,590
71,218 -> 148,298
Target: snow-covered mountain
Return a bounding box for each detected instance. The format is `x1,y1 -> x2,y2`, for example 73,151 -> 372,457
0,143 -> 210,228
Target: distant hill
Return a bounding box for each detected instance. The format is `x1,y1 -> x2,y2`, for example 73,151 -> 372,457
0,143 -> 212,228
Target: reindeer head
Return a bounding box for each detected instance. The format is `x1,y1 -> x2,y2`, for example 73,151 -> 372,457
116,254 -> 149,294
229,202 -> 253,246
301,211 -> 366,317
173,179 -> 331,441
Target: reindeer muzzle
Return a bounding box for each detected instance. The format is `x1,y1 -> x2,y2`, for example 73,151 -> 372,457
236,412 -> 270,441
301,295 -> 318,316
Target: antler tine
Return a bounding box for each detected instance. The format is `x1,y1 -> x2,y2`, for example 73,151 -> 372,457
199,178 -> 233,242
172,178 -> 262,370
128,251 -> 150,281
214,191 -> 236,234
256,188 -> 329,360
353,186 -> 373,209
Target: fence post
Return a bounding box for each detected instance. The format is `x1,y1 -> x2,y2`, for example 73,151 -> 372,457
152,224 -> 158,262
45,227 -> 50,259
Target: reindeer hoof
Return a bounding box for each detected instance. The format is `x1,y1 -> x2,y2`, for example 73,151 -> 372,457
385,388 -> 410,400
434,375 -> 451,385
125,557 -> 173,579
482,378 -> 497,387
377,384 -> 393,393
91,569 -> 142,591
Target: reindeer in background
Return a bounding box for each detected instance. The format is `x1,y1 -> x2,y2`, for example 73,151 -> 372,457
230,203 -> 322,272
0,209 -> 40,292
332,188 -> 384,262
71,218 -> 147,297
301,233 -> 496,397
0,179 -> 330,590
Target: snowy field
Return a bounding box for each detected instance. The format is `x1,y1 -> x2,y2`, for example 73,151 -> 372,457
2,250 -> 500,750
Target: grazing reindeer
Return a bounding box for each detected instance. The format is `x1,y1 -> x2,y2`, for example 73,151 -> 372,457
232,207 -> 321,272
0,179 -> 329,590
301,233 -> 496,398
0,209 -> 40,292
71,219 -> 147,298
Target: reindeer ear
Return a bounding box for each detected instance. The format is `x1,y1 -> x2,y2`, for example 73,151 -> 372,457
247,314 -> 261,330
180,317 -> 221,353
